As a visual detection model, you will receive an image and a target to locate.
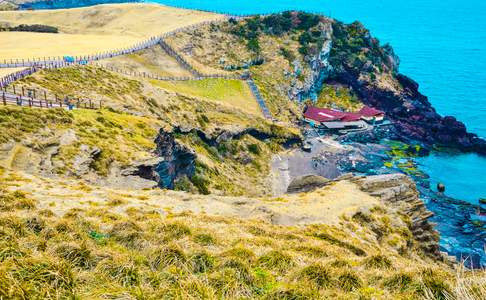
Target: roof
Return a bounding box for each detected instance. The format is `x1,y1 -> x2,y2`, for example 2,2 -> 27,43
304,106 -> 386,124
341,112 -> 362,122
304,106 -> 345,122
359,106 -> 385,117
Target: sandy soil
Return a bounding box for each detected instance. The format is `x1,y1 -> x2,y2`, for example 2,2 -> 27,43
0,3 -> 223,60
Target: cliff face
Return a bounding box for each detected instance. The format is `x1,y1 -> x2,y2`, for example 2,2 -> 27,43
328,21 -> 486,154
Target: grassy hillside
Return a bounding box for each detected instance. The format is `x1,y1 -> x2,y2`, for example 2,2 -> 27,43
1,170 -> 485,299
151,78 -> 262,117
0,3 -> 223,60
0,3 -> 222,37
1,9 -> 484,300
101,46 -> 194,78
4,65 -> 299,196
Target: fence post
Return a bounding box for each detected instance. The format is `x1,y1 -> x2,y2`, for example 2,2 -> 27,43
2,92 -> 6,106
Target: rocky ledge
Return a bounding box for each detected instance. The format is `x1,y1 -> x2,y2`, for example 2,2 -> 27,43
352,174 -> 442,259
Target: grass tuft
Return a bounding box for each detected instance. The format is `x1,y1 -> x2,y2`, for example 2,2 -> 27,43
297,264 -> 333,289
337,270 -> 362,291
194,233 -> 216,246
190,251 -> 215,273
257,250 -> 294,272
148,245 -> 187,271
109,220 -> 143,248
55,243 -> 93,269
363,254 -> 393,269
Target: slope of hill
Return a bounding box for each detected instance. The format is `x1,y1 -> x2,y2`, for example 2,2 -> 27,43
0,3 -> 223,60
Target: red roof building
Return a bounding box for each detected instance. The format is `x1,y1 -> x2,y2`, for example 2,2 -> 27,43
303,106 -> 346,123
303,105 -> 385,127
358,106 -> 385,121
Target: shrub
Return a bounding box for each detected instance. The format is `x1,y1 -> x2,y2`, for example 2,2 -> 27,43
191,174 -> 210,195
247,144 -> 261,155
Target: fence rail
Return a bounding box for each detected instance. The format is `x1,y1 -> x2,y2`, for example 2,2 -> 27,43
1,85 -> 101,110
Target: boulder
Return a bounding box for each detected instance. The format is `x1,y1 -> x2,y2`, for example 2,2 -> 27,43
287,175 -> 330,194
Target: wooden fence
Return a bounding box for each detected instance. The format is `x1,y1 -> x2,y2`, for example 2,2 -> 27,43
1,87 -> 101,110
90,62 -> 243,81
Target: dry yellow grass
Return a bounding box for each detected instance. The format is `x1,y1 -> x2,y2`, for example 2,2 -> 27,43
0,67 -> 24,78
0,3 -> 224,60
101,46 -> 193,78
0,3 -> 223,37
0,32 -> 142,61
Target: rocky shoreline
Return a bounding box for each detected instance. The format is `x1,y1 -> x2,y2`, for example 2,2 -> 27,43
281,128 -> 486,268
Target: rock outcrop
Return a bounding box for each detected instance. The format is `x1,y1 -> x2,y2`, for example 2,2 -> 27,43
286,175 -> 330,193
289,25 -> 334,101
352,174 -> 442,259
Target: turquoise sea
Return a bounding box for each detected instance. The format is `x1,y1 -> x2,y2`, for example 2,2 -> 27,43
143,0 -> 486,204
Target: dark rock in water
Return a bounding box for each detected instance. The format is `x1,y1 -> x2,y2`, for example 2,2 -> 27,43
437,183 -> 445,193
479,198 -> 486,205
287,175 -> 330,193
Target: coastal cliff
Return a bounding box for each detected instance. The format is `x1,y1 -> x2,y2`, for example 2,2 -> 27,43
328,21 -> 486,154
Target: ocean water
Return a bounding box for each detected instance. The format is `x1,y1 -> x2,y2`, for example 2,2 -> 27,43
146,0 -> 486,204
